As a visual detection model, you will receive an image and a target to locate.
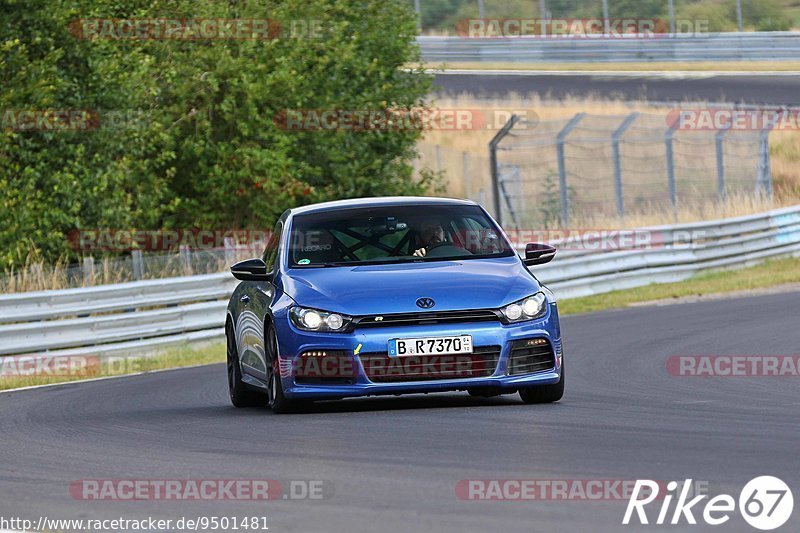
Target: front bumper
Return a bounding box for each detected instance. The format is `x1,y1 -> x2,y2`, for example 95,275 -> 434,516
276,304 -> 563,400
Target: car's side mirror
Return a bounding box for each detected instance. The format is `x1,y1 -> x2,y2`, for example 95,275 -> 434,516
523,243 -> 556,266
231,258 -> 272,281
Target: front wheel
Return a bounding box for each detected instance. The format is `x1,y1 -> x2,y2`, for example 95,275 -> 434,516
519,362 -> 564,404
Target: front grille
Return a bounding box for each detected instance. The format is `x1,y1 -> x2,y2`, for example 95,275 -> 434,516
507,338 -> 556,376
352,309 -> 500,329
294,350 -> 356,385
359,345 -> 500,383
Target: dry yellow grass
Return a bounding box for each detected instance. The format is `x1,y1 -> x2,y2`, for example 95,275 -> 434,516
416,94 -> 800,229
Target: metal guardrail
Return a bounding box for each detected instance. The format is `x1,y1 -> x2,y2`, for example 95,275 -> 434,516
535,205 -> 800,298
0,274 -> 236,358
417,32 -> 800,63
0,205 -> 799,358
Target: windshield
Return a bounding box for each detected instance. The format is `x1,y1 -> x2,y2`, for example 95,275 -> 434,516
288,204 -> 514,267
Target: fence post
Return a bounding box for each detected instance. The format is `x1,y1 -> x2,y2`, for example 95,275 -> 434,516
82,257 -> 95,286
757,109 -> 779,197
224,236 -> 236,266
463,151 -> 471,199
665,126 -> 678,211
489,114 -> 520,225
715,126 -> 729,200
180,245 -> 192,275
435,145 -> 442,174
612,112 -> 639,217
556,113 -> 585,227
131,249 -> 144,280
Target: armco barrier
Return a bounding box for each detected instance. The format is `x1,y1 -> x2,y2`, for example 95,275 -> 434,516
1,206 -> 799,357
416,32 -> 800,63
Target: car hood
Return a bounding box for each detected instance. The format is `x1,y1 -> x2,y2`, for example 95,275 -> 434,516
280,256 -> 540,316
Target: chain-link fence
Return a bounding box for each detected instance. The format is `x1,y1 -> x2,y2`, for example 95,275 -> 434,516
490,112 -> 774,228
0,242 -> 263,293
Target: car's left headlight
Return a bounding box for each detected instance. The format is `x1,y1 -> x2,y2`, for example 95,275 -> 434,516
499,292 -> 547,323
290,306 -> 352,332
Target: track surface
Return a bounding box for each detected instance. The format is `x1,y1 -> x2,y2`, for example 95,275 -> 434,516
434,72 -> 800,105
2,290 -> 799,532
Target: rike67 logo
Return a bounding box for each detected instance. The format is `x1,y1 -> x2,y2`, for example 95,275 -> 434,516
624,476 -> 793,530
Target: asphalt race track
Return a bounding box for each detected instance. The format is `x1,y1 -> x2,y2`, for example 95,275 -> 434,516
434,72 -> 800,105
1,290 -> 799,533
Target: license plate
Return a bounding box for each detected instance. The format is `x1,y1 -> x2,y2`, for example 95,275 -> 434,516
388,335 -> 473,357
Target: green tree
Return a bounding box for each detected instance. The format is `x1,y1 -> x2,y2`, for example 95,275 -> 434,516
0,0 -> 434,268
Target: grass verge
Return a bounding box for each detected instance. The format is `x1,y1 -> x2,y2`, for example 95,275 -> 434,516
558,256 -> 800,315
0,341 -> 225,392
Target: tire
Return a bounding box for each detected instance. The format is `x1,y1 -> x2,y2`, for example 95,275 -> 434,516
227,324 -> 267,408
519,361 -> 564,404
265,323 -> 305,414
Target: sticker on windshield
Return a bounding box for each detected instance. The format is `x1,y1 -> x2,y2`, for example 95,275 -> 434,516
298,258 -> 311,265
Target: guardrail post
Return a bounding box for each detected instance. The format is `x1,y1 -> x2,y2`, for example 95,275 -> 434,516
132,250 -> 144,280
612,113 -> 639,217
665,126 -> 678,211
556,113 -> 585,227
715,126 -> 730,201
489,114 -> 520,225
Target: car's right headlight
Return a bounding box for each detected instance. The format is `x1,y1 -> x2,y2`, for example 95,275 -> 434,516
499,292 -> 547,323
290,306 -> 351,332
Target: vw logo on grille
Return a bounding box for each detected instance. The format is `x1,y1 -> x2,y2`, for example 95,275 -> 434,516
416,297 -> 435,309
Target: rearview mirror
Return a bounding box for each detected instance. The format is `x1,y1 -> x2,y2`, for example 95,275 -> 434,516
524,243 -> 556,267
231,258 -> 272,281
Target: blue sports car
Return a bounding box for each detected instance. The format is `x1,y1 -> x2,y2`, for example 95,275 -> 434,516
226,197 -> 563,413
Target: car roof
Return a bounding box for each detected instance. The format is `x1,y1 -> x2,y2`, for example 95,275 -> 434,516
287,196 -> 478,217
